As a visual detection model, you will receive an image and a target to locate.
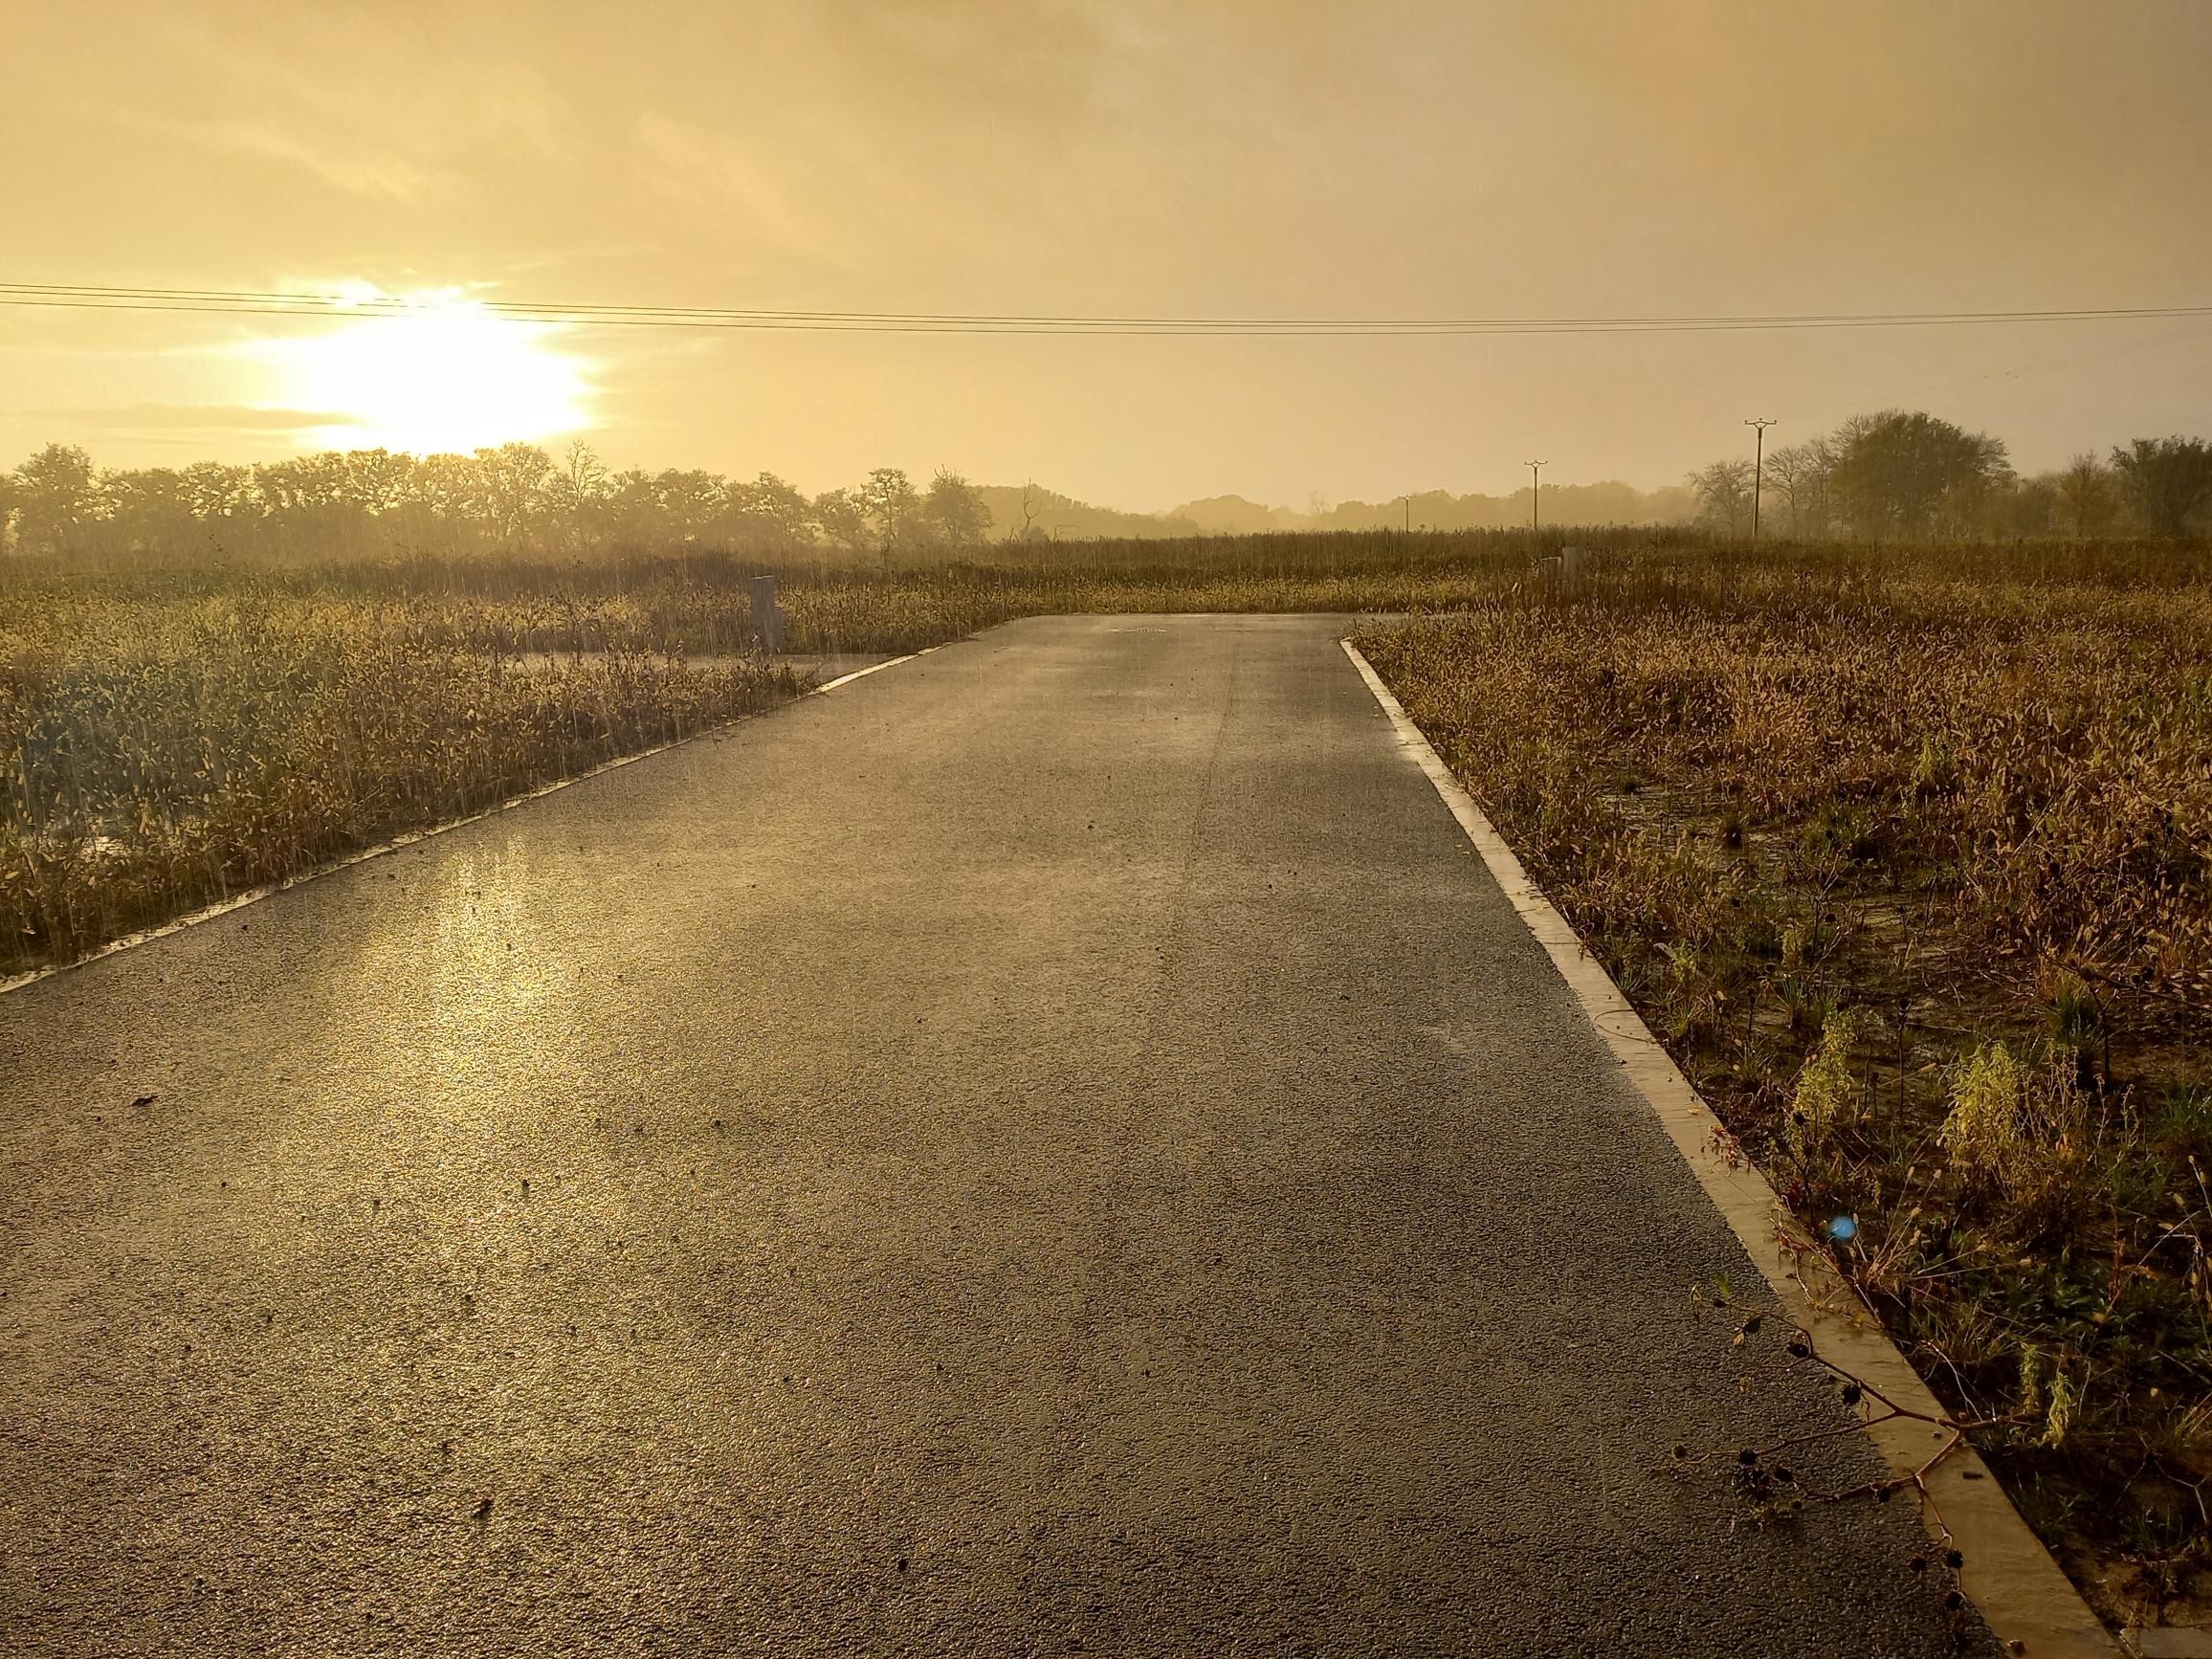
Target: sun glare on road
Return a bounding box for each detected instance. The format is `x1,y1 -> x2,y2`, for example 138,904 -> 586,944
251,285 -> 593,454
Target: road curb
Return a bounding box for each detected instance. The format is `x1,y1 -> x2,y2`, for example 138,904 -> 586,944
1340,637 -> 2117,1659
0,645 -> 937,1001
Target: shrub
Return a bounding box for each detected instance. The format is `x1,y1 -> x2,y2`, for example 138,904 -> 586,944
1790,1008 -> 1863,1154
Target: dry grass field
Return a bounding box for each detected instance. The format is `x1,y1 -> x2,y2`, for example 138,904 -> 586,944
1355,543 -> 2212,1626
0,585 -> 803,974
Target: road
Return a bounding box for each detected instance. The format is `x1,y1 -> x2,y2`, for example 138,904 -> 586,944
1,615 -> 1991,1655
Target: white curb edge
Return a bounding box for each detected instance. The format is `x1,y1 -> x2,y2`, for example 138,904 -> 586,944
1341,636 -> 2114,1658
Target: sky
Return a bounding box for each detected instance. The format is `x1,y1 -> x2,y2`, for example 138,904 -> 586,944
5,0 -> 2210,510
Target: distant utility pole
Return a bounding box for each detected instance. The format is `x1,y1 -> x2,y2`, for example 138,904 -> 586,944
1402,495 -> 1411,534
1745,418 -> 1777,539
1525,460 -> 1547,533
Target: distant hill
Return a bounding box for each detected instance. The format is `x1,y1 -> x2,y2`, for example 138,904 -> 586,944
1169,482 -> 1698,535
974,479 -> 1696,541
1168,495 -> 1311,535
975,484 -> 1202,542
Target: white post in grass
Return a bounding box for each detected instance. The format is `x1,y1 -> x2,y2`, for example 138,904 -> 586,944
750,575 -> 785,653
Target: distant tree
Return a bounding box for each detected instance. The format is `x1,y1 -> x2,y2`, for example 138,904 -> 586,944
2052,453 -> 2116,539
0,468 -> 18,553
540,440 -> 611,549
726,472 -> 814,550
1687,457 -> 1755,538
1760,438 -> 1834,539
178,460 -> 254,520
2110,436 -> 2212,539
343,448 -> 418,519
253,451 -> 364,553
12,443 -> 100,555
857,467 -> 923,553
1828,410 -> 2008,542
811,487 -> 870,552
175,461 -> 259,550
562,438 -> 608,498
579,469 -> 645,544
922,469 -> 991,547
412,453 -> 487,546
646,469 -> 725,542
101,467 -> 197,553
473,444 -> 555,543
1934,457 -> 2010,540
1985,474 -> 2058,542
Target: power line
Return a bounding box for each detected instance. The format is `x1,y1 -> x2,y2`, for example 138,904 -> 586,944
2,280 -> 2210,338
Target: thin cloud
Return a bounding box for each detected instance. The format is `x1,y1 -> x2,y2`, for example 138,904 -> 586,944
633,114 -> 838,263
122,112 -> 434,200
32,404 -> 359,432
91,8 -> 569,202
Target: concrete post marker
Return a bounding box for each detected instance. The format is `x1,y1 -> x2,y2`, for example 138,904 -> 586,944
749,574 -> 785,653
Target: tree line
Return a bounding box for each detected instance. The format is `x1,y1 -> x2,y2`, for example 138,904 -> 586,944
6,413 -> 2207,563
0,441 -> 999,562
0,441 -> 1704,562
1687,411 -> 2212,541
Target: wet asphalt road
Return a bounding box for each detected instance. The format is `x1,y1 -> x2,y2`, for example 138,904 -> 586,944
0,614 -> 1990,1656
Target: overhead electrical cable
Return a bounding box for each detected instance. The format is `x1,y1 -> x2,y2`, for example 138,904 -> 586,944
1,281 -> 2209,337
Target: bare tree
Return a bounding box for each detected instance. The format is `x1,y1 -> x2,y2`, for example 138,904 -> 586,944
2054,453 -> 2116,539
542,439 -> 610,549
1759,439 -> 1833,539
1688,458 -> 1756,538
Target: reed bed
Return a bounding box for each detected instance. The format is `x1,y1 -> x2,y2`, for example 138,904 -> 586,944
0,589 -> 799,974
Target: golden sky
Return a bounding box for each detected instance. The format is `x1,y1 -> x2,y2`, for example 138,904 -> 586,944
6,0 -> 2209,507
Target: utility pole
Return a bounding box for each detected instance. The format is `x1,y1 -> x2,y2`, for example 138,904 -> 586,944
1744,418 -> 1777,540
1525,460 -> 1547,534
1403,495 -> 1411,535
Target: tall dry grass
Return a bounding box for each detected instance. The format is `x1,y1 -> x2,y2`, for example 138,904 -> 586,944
0,588 -> 798,974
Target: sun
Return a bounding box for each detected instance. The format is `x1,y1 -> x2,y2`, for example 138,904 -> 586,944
251,286 -> 594,454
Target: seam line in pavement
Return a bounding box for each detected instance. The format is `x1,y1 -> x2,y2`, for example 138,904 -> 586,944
1339,636 -> 2115,1659
0,643 -> 939,1001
